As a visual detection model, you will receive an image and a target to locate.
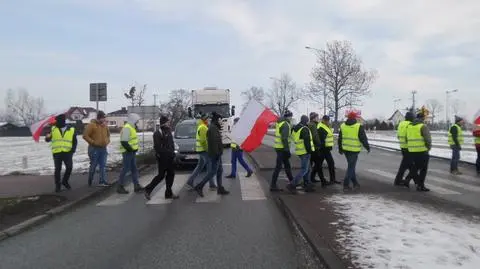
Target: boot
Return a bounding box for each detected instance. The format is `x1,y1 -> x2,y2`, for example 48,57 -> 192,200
246,171 -> 253,178
165,190 -> 180,199
62,181 -> 71,190
217,186 -> 230,195
270,186 -> 283,192
304,184 -> 315,193
55,184 -> 61,193
226,175 -> 235,179
195,186 -> 204,197
144,191 -> 151,200
117,185 -> 129,194
286,183 -> 297,194
417,185 -> 430,192
134,184 -> 145,193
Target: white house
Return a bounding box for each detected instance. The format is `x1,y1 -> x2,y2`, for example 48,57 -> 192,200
388,110 -> 405,127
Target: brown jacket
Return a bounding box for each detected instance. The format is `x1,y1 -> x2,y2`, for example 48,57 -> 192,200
83,119 -> 110,147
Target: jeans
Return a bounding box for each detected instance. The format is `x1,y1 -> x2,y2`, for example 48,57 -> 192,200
88,147 -> 108,184
343,151 -> 359,187
229,150 -> 252,176
450,146 -> 461,172
293,154 -> 311,186
395,149 -> 414,184
119,152 -> 139,186
196,156 -> 223,189
187,152 -> 215,187
53,152 -> 73,187
410,152 -> 429,187
145,154 -> 175,196
271,150 -> 294,188
476,147 -> 480,173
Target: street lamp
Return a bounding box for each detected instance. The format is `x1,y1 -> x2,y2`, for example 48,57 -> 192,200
445,89 -> 459,128
305,46 -> 327,116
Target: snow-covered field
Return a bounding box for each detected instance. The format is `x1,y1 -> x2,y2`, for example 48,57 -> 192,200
328,194 -> 480,269
0,133 -> 154,176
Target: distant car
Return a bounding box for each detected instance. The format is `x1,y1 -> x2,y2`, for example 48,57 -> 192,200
173,119 -> 199,166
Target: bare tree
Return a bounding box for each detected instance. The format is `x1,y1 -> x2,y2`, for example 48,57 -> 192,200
241,86 -> 265,110
159,89 -> 192,128
5,89 -> 45,126
309,40 -> 377,126
267,73 -> 303,116
450,99 -> 465,116
426,99 -> 443,124
124,83 -> 147,107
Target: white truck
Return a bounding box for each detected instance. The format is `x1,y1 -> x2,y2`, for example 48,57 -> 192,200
191,87 -> 235,146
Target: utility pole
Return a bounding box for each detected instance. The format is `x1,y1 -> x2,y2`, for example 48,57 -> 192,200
411,90 -> 417,112
393,98 -> 401,110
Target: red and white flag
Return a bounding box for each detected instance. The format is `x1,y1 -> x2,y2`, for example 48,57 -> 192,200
230,99 -> 278,152
30,110 -> 67,142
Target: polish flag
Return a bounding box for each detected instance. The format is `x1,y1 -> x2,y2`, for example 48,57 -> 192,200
230,99 -> 278,152
30,110 -> 67,142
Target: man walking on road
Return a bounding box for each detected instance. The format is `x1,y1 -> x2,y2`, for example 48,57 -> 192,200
194,112 -> 230,197
83,111 -> 111,187
308,112 -> 322,184
394,111 -> 415,187
271,110 -> 294,192
226,117 -> 253,179
317,115 -> 340,186
117,113 -> 144,194
338,111 -> 370,191
145,116 -> 179,200
288,115 -> 315,194
45,114 -> 77,192
186,113 -> 216,189
448,116 -> 465,175
406,112 -> 431,192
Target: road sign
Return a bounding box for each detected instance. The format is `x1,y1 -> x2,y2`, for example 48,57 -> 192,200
89,83 -> 107,102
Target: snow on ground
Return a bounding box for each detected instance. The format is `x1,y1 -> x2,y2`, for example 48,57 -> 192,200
0,133 -> 153,176
327,194 -> 480,269
369,140 -> 477,164
368,133 -> 475,150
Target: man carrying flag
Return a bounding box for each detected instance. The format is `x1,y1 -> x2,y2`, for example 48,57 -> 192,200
226,117 -> 253,179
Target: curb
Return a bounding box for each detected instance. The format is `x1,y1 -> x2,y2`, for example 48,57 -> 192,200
0,164 -> 153,243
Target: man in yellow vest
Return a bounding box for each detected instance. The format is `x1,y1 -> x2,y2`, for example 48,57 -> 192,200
448,116 -> 465,175
338,111 -> 370,191
308,112 -> 322,184
317,115 -> 340,186
394,111 -> 415,186
288,115 -> 316,193
406,112 -> 432,191
117,113 -> 145,194
226,117 -> 253,179
45,114 -> 77,193
271,110 -> 294,192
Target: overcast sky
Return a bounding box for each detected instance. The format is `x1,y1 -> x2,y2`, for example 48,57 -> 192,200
1,0 -> 479,122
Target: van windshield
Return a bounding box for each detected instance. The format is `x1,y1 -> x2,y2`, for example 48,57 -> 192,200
175,123 -> 196,139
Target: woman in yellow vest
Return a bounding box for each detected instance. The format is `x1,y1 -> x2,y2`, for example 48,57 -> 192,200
45,114 -> 77,193
288,115 -> 315,193
116,113 -> 145,194
338,111 -> 370,191
448,116 -> 465,175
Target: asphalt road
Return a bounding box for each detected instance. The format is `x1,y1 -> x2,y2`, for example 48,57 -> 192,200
0,153 -> 315,269
263,134 -> 480,211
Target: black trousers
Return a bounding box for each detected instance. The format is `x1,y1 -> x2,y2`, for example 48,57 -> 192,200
145,154 -> 175,196
311,150 -> 336,182
53,152 -> 73,187
271,150 -> 294,187
476,147 -> 480,173
409,152 -> 429,187
395,149 -> 414,184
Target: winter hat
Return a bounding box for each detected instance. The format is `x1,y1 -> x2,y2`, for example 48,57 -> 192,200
300,115 -> 309,124
405,111 -> 414,121
160,115 -> 169,125
455,116 -> 463,123
97,110 -> 106,119
284,110 -> 293,118
347,111 -> 358,120
211,111 -> 223,121
309,112 -> 319,121
322,115 -> 330,121
416,112 -> 425,119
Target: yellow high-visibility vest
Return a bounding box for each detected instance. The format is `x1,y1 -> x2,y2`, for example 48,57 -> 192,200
120,123 -> 139,153
407,124 -> 428,152
397,120 -> 411,149
448,124 -> 464,145
293,126 -> 315,156
196,123 -> 208,152
231,142 -> 239,149
317,122 -> 334,147
340,123 -> 362,152
51,126 -> 75,154
273,121 -> 291,149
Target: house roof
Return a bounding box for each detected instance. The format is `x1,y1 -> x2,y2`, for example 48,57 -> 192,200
107,107 -> 128,116
65,106 -> 97,118
388,110 -> 404,121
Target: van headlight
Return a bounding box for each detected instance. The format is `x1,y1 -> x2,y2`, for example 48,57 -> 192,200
174,143 -> 179,153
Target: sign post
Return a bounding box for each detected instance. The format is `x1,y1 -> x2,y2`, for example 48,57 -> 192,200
89,83 -> 107,112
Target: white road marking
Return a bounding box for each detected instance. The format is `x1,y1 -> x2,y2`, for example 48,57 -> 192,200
195,188 -> 221,203
429,168 -> 478,182
96,172 -> 155,206
367,169 -> 461,195
239,174 -> 267,201
146,174 -> 189,205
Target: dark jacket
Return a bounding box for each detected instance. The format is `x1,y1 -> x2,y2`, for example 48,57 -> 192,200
207,122 -> 223,158
45,125 -> 78,154
449,124 -> 460,148
317,123 -> 332,151
338,119 -> 369,152
153,125 -> 175,157
307,121 -> 321,149
293,123 -> 314,154
410,119 -> 432,150
276,117 -> 292,152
